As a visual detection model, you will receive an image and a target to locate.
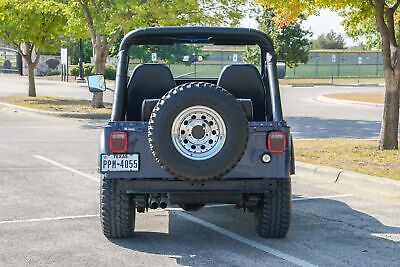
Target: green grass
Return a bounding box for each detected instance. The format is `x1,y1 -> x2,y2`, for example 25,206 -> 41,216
0,96 -> 112,114
295,138 -> 400,180
325,91 -> 384,104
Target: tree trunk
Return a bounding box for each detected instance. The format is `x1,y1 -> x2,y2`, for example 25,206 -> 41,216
374,1 -> 399,150
91,40 -> 107,108
378,68 -> 399,149
20,45 -> 40,98
27,62 -> 36,97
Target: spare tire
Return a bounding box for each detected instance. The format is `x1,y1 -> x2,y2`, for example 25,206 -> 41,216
148,82 -> 248,181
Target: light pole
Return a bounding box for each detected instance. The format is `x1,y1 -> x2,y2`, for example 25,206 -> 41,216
77,39 -> 85,83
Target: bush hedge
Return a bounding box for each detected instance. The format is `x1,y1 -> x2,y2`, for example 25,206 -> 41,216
68,64 -> 116,80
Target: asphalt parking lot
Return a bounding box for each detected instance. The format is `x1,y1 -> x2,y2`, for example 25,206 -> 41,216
0,108 -> 399,266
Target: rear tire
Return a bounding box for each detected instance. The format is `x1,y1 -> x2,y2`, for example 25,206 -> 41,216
148,82 -> 248,181
255,178 -> 291,238
100,176 -> 135,238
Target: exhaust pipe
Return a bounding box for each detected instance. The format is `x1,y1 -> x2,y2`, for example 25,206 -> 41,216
149,197 -> 159,209
159,196 -> 168,209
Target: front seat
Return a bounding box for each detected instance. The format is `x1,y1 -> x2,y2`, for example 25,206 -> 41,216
126,64 -> 175,121
217,64 -> 266,121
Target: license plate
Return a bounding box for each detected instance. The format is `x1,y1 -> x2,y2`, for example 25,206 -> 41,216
100,154 -> 139,172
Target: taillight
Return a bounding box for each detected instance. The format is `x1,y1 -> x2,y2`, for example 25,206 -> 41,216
268,131 -> 286,153
109,132 -> 128,153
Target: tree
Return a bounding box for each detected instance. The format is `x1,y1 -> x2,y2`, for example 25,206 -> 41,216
257,8 -> 311,67
0,0 -> 66,97
256,0 -> 400,150
311,31 -> 346,49
67,0 -> 245,108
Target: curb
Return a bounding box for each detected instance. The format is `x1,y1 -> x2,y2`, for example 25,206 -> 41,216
0,101 -> 110,120
317,95 -> 384,108
285,83 -> 384,88
295,161 -> 400,198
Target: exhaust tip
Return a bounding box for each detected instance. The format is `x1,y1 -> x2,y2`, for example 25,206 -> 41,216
159,202 -> 167,209
150,201 -> 159,209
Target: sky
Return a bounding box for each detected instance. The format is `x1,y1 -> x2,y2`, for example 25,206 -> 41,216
302,9 -> 356,46
241,9 -> 356,47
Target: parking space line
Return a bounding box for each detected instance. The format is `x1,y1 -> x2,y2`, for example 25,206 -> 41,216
177,212 -> 317,267
292,194 -> 352,201
0,214 -> 99,225
33,155 -> 99,183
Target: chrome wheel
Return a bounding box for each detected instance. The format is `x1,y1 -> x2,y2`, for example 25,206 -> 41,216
171,105 -> 226,160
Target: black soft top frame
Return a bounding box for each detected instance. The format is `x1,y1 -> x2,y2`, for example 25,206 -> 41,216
119,26 -> 275,53
112,27 -> 283,122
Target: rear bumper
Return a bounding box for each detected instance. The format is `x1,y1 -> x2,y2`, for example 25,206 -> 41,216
117,179 -> 278,193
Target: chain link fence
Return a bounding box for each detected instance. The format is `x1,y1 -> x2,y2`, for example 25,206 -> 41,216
286,50 -> 384,78
192,48 -> 384,79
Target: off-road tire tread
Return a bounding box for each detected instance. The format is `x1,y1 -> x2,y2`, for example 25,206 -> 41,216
148,82 -> 248,181
100,176 -> 135,238
256,178 -> 291,238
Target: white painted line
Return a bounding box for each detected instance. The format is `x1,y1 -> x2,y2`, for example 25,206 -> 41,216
292,194 -> 352,201
33,155 -> 99,183
177,212 -> 317,267
0,214 -> 99,225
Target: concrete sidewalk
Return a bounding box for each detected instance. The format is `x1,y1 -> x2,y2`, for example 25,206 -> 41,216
0,74 -> 114,103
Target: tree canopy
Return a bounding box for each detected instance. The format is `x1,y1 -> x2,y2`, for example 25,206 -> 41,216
258,8 -> 311,67
256,0 -> 400,150
0,0 -> 66,96
311,31 -> 346,49
0,0 -> 66,53
65,0 -> 246,107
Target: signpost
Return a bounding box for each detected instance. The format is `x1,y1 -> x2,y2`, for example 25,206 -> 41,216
76,39 -> 85,82
233,53 -> 238,62
60,48 -> 68,82
151,53 -> 157,62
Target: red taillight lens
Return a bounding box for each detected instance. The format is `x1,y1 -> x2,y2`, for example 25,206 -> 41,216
110,132 -> 128,153
268,131 -> 286,153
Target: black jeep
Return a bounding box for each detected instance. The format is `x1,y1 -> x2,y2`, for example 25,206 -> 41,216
89,27 -> 295,239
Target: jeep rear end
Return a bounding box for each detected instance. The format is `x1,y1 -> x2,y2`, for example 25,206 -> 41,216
93,27 -> 295,239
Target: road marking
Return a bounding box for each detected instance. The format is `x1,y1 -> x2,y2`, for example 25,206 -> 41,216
0,214 -> 99,225
292,194 -> 352,201
33,155 -> 99,183
177,212 -> 317,267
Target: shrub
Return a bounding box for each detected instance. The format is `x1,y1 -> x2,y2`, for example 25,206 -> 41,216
68,64 -> 116,80
104,64 -> 116,80
47,70 -> 61,76
69,65 -> 79,76
83,64 -> 94,77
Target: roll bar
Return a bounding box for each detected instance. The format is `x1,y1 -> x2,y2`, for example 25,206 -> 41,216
111,27 -> 283,122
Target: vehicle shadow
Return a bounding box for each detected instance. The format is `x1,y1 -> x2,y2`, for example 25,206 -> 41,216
286,116 -> 384,139
110,196 -> 400,266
